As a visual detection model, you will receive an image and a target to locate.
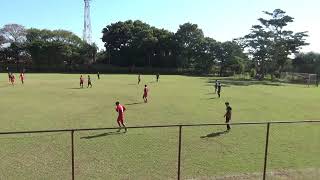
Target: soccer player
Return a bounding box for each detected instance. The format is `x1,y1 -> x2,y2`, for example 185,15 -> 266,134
97,72 -> 100,80
115,101 -> 127,132
87,75 -> 92,88
156,73 -> 160,82
6,67 -> 10,82
143,85 -> 149,103
217,82 -> 222,98
80,75 -> 84,88
224,102 -> 232,131
214,80 -> 218,94
19,72 -> 25,84
8,72 -> 11,83
10,73 -> 15,86
138,74 -> 141,84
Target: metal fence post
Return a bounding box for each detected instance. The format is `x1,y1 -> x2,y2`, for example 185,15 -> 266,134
71,130 -> 75,180
263,123 -> 271,180
177,125 -> 182,180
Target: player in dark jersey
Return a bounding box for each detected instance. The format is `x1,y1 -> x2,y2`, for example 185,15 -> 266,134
156,73 -> 160,82
217,82 -> 222,98
115,101 -> 127,132
80,75 -> 84,88
87,75 -> 92,88
214,80 -> 218,94
224,102 -> 232,131
138,74 -> 141,84
6,67 -> 10,83
97,72 -> 100,80
8,72 -> 11,83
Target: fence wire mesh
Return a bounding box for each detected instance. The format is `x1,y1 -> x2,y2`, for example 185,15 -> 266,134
75,127 -> 178,180
181,124 -> 266,180
0,121 -> 319,180
267,123 -> 320,180
0,132 -> 71,179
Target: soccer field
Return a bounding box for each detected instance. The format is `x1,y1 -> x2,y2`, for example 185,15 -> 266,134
0,73 -> 319,179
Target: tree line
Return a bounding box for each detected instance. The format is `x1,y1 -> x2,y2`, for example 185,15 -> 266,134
100,20 -> 248,76
0,24 -> 97,71
100,9 -> 313,76
1,9 -> 318,76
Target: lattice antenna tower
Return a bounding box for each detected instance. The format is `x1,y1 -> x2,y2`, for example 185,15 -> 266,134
83,0 -> 92,44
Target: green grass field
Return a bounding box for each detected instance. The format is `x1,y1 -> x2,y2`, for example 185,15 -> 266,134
0,73 -> 319,180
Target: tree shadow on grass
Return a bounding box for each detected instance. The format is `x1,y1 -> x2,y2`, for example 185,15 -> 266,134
81,131 -> 125,139
200,130 -> 229,138
206,79 -> 283,87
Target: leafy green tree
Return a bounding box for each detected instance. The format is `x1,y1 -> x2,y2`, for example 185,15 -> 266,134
0,35 -> 5,45
0,24 -> 27,69
175,23 -> 204,68
215,41 -> 247,76
241,25 -> 272,76
26,28 -> 93,68
0,24 -> 26,43
152,28 -> 177,67
293,52 -> 320,73
193,37 -> 219,73
260,9 -> 308,74
243,9 -> 308,78
102,20 -> 178,67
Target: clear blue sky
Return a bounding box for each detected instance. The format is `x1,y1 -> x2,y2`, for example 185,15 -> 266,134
1,0 -> 319,52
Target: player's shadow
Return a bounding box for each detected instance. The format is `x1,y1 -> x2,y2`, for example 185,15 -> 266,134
200,130 -> 229,138
0,85 -> 11,88
205,92 -> 215,95
81,131 -> 125,139
208,97 -> 218,100
125,102 -> 144,106
66,87 -> 84,90
200,97 -> 218,100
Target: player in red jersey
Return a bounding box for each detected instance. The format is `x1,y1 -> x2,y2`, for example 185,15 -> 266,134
80,75 -> 84,88
19,73 -> 25,84
143,85 -> 149,103
10,73 -> 15,86
115,101 -> 127,132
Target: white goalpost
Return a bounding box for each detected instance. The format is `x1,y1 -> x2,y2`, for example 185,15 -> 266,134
282,72 -> 318,87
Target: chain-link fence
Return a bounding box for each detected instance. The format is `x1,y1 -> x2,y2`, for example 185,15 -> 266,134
0,121 -> 319,180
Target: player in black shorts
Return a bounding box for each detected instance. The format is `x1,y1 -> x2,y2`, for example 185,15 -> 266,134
224,102 -> 232,131
214,80 -> 218,94
138,74 -> 141,84
217,82 -> 222,98
87,75 -> 92,88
